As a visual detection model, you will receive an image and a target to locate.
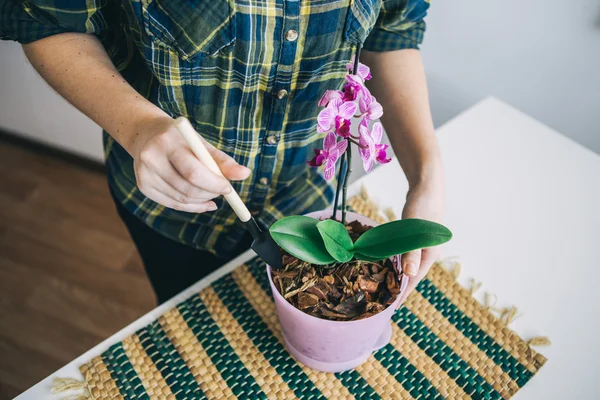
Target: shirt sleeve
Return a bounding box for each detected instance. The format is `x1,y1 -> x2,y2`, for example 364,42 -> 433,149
0,0 -> 113,44
362,0 -> 430,52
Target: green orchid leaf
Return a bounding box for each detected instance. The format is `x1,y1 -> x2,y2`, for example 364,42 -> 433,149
353,218 -> 452,260
269,216 -> 335,265
353,252 -> 385,262
316,219 -> 354,263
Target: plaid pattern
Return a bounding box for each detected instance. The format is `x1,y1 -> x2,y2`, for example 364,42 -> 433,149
1,0 -> 429,256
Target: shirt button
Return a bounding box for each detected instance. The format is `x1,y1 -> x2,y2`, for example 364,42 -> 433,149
266,135 -> 278,145
286,29 -> 299,42
276,89 -> 288,99
259,177 -> 269,186
251,210 -> 260,216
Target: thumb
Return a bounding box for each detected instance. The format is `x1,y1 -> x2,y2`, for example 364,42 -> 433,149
207,143 -> 251,181
401,250 -> 421,277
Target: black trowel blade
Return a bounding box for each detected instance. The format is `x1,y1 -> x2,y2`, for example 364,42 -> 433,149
251,231 -> 284,270
243,218 -> 283,269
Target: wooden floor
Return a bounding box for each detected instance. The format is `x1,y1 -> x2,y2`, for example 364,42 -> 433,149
0,138 -> 156,399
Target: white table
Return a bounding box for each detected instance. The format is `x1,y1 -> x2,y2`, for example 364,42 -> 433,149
17,97 -> 600,399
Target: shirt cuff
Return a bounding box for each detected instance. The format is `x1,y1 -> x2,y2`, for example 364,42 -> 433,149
0,2 -> 78,44
1,25 -> 74,44
362,21 -> 426,52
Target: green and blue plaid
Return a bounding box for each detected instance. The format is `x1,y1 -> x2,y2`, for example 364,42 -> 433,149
1,0 -> 429,256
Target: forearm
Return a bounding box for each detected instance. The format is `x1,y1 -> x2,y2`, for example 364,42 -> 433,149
22,33 -> 169,155
361,49 -> 442,188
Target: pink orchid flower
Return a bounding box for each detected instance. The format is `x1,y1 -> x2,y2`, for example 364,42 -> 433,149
342,74 -> 367,102
358,121 -> 391,173
335,116 -> 351,138
318,90 -> 343,107
317,97 -> 356,137
346,56 -> 372,81
358,87 -> 383,121
307,132 -> 348,180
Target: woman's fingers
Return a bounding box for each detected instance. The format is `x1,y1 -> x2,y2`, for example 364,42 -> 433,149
136,165 -> 218,212
397,247 -> 439,308
205,140 -> 251,181
144,186 -> 217,213
169,138 -> 250,194
169,146 -> 233,194
153,173 -> 218,205
153,157 -> 220,201
402,249 -> 421,277
419,247 -> 438,276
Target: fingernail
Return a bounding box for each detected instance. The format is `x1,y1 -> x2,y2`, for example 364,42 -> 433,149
208,204 -> 218,211
221,186 -> 232,194
405,263 -> 418,276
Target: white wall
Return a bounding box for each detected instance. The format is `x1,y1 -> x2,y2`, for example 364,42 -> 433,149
0,42 -> 104,162
421,0 -> 600,154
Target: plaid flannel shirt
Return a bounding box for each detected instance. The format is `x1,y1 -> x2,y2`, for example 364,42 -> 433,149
1,0 -> 429,257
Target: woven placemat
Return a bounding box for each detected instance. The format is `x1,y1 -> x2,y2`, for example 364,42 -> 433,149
69,193 -> 546,400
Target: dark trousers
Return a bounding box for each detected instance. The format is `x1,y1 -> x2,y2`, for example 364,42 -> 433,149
112,194 -> 252,304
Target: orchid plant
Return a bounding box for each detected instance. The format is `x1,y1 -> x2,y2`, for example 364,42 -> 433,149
269,52 -> 452,266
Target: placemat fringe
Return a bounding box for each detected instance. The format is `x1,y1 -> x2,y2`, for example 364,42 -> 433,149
468,279 -> 483,295
437,258 -> 462,280
439,259 -> 553,359
59,395 -> 89,400
498,306 -> 522,326
484,292 -> 498,310
527,336 -> 552,347
51,377 -> 90,400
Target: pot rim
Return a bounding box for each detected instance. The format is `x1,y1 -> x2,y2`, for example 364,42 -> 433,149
266,209 -> 408,325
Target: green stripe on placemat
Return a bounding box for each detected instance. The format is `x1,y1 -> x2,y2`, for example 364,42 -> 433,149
178,297 -> 266,399
138,325 -> 206,399
79,256 -> 546,400
394,308 -> 501,400
373,343 -> 442,399
245,256 -> 275,294
335,370 -> 382,400
417,278 -> 532,386
103,343 -> 149,400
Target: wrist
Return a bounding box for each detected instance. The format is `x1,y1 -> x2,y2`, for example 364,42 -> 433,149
124,111 -> 173,157
403,173 -> 446,222
387,127 -> 443,189
405,152 -> 444,190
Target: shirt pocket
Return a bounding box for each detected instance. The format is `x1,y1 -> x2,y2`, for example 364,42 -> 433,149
139,0 -> 236,62
343,0 -> 382,44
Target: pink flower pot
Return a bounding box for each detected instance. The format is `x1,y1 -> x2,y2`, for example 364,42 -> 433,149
266,210 -> 409,372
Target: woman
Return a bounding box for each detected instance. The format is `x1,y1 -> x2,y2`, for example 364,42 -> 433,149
0,0 -> 444,304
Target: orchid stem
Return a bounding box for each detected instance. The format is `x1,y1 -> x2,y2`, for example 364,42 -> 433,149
347,137 -> 367,148
353,45 -> 362,75
340,44 -> 361,225
341,145 -> 351,225
332,151 -> 346,220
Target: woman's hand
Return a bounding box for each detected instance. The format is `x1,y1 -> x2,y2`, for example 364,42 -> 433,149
22,34 -> 250,213
131,116 -> 251,213
398,179 -> 445,305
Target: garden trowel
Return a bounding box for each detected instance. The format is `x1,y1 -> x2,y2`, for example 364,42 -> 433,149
174,117 -> 283,269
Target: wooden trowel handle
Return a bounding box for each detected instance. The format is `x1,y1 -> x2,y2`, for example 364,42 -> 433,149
174,117 -> 252,222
